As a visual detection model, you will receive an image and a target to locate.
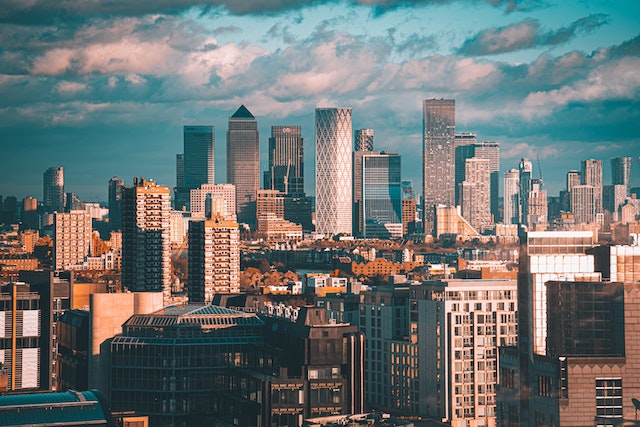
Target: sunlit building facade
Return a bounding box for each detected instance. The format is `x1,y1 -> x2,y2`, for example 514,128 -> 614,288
315,107 -> 353,236
423,99 -> 455,234
227,105 -> 259,226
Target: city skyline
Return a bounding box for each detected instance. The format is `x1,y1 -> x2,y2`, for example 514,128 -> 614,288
1,0 -> 639,201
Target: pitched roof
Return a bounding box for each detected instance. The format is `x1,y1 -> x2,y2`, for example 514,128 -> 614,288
231,104 -> 254,119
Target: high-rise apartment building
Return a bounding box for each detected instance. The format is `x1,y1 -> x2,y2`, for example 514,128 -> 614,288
53,210 -> 92,270
108,176 -> 124,231
571,184 -> 596,224
581,158 -> 603,213
188,216 -> 240,301
121,178 -> 171,299
227,105 -> 259,226
264,126 -> 304,197
527,179 -> 547,229
0,282 -> 41,391
603,184 -> 627,217
504,169 -> 519,225
315,107 -> 353,236
190,183 -> 236,219
43,166 -> 64,214
611,156 -> 632,196
566,170 -> 581,191
460,157 -> 491,232
455,140 -> 500,221
354,128 -> 374,151
361,151 -> 402,238
423,99 -> 455,234
361,280 -> 518,425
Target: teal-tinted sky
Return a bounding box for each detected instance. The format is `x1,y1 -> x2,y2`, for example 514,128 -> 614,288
1,0 -> 639,202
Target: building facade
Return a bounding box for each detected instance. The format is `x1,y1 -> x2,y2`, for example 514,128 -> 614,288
0,282 -> 41,392
190,183 -> 236,219
53,210 -> 92,270
264,126 -> 304,197
108,176 -> 124,231
315,108 -> 353,237
503,169 -> 519,225
423,99 -> 456,234
361,152 -> 402,239
188,216 -> 240,301
460,158 -> 491,232
43,166 -> 64,215
581,158 -> 603,214
121,177 -> 171,299
611,156 -> 632,196
227,105 -> 260,226
571,184 -> 596,224
354,128 -> 374,152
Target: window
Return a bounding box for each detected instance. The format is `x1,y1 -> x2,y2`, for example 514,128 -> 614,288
596,378 -> 622,426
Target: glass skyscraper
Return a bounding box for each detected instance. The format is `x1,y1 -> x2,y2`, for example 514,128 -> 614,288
362,151 -> 401,238
423,99 -> 455,234
43,166 -> 64,214
227,105 -> 259,226
611,156 -> 632,195
264,125 -> 304,197
316,107 -> 352,236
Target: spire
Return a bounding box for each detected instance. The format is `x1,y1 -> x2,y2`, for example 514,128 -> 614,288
231,104 -> 254,119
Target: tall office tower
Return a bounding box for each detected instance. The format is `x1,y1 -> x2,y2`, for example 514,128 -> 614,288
603,184 -> 627,217
571,185 -> 596,224
174,153 -> 188,210
316,107 -> 353,236
190,184 -> 236,219
460,157 -> 491,232
566,170 -> 581,191
227,105 -> 259,226
43,166 -> 64,214
53,210 -> 92,270
354,128 -> 374,151
611,156 -> 632,195
263,126 -> 304,196
176,153 -> 184,188
423,99 -> 455,234
0,282 -> 41,391
188,216 -> 240,301
581,158 -> 603,213
184,126 -> 215,188
527,179 -> 547,229
518,158 -> 533,225
108,176 -> 124,231
21,196 -> 39,230
353,150 -> 366,235
122,178 -> 171,299
361,151 -> 402,238
174,126 -> 215,211
473,142 -> 500,221
504,169 -> 520,224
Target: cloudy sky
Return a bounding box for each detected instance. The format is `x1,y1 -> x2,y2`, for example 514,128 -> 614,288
1,0 -> 639,203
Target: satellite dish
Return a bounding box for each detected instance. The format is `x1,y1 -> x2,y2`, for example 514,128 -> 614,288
632,397 -> 640,410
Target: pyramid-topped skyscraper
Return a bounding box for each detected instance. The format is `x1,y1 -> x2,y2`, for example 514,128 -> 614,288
227,105 -> 259,227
